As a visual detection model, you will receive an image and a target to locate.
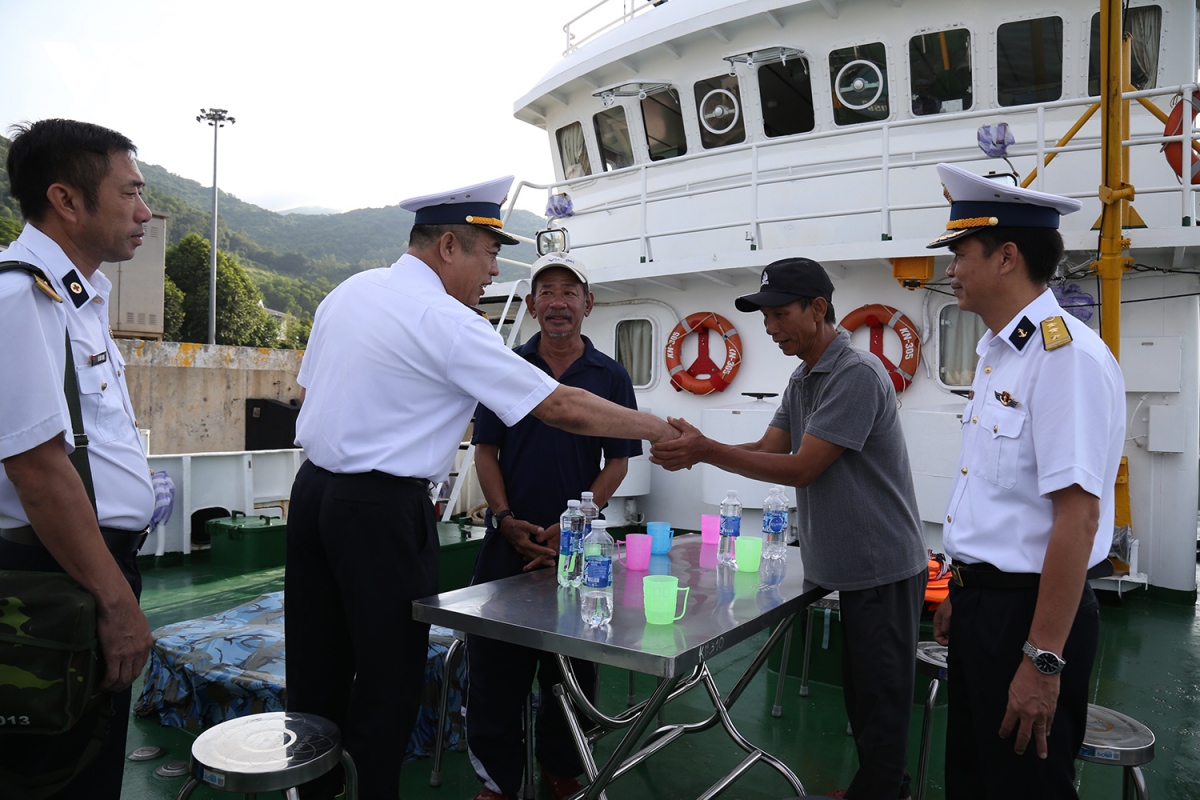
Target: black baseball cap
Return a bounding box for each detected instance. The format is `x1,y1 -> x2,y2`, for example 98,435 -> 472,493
735,258 -> 834,312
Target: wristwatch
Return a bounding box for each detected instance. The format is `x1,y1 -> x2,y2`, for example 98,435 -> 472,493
1022,641 -> 1066,675
492,509 -> 515,529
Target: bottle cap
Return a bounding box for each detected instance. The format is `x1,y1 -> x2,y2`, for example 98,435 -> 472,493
591,520 -> 608,531
568,499 -> 580,507
582,491 -> 594,499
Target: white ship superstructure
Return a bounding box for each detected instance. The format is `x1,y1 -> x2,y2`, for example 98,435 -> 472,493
492,0 -> 1200,593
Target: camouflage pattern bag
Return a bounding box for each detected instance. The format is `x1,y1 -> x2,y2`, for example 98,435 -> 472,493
0,570 -> 102,734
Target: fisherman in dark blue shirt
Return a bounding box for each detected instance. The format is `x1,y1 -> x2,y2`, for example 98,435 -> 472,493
466,252 -> 641,800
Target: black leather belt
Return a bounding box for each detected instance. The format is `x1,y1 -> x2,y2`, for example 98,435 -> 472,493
367,471 -> 432,492
0,525 -> 150,555
951,559 -> 1114,589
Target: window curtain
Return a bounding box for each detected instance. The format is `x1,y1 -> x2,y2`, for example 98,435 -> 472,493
939,307 -> 988,387
559,123 -> 591,179
616,320 -> 653,386
1127,7 -> 1161,89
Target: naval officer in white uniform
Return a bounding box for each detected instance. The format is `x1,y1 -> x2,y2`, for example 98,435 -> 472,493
928,164 -> 1125,800
0,119 -> 155,800
286,175 -> 677,799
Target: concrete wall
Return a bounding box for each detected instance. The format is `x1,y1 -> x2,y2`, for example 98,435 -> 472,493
116,340 -> 303,454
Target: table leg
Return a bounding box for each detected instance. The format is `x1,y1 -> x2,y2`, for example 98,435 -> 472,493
914,677 -> 939,800
523,694 -> 536,800
724,610 -> 798,710
773,625 -> 793,717
584,673 -> 684,800
430,636 -> 463,787
699,665 -> 805,798
799,606 -> 814,697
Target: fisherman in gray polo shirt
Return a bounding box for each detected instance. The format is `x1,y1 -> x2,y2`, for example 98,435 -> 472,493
651,257 -> 927,800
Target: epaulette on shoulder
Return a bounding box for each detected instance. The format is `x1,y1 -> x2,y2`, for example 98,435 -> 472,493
1041,316 -> 1072,351
0,260 -> 63,303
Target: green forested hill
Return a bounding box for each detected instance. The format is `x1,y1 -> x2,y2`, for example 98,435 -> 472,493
0,134 -> 545,320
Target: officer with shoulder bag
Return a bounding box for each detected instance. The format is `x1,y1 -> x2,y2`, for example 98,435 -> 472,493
0,119 -> 155,800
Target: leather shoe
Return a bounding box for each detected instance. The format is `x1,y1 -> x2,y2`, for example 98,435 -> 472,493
472,788 -> 515,800
541,769 -> 584,800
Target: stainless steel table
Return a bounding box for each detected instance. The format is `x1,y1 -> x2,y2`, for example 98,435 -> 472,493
412,534 -> 827,800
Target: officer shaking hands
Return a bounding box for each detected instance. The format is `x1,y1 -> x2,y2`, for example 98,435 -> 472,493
286,175 -> 677,800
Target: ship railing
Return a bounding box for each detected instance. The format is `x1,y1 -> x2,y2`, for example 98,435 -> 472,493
505,82 -> 1199,262
564,0 -> 661,56
145,448 -> 306,556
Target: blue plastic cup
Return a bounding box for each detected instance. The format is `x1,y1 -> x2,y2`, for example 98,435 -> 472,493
647,521 -> 674,554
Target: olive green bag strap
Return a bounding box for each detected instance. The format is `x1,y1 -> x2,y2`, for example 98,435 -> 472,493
0,260 -> 96,513
0,260 -> 109,799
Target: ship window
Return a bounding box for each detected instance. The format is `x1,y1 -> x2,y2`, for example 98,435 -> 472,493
938,305 -> 988,387
1087,6 -> 1161,96
997,17 -> 1064,106
830,42 -> 890,126
593,106 -> 635,171
909,29 -> 973,116
641,87 -> 688,161
694,74 -> 746,148
616,318 -> 654,387
556,122 -> 592,180
759,56 -> 816,137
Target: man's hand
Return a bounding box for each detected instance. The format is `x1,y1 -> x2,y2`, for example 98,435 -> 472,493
999,658 -> 1059,758
649,417 -> 709,471
933,598 -> 952,645
96,589 -> 153,692
497,515 -> 557,571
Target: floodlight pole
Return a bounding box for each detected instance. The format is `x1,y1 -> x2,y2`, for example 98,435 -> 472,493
196,108 -> 235,345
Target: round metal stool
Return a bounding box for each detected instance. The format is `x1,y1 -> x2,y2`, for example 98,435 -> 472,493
174,712 -> 358,799
1078,703 -> 1155,800
913,641 -> 947,800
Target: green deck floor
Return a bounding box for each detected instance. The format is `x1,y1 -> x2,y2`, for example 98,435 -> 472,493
118,555 -> 1200,799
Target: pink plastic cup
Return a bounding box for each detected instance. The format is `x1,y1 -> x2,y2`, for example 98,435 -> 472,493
701,514 -> 720,545
618,533 -> 652,571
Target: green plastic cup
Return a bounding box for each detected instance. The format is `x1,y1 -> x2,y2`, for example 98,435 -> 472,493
736,536 -> 763,572
643,575 -> 688,624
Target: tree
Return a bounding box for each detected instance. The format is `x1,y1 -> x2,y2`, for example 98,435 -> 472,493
278,315 -> 312,350
0,217 -> 21,246
165,233 -> 279,347
163,274 -> 185,341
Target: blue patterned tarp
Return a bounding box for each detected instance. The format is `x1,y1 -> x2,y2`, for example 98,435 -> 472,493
134,592 -> 466,760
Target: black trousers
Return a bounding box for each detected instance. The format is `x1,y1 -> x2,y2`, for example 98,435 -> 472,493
465,531 -> 598,796
944,580 -> 1100,800
836,570 -> 926,800
285,463 -> 439,800
0,532 -> 142,800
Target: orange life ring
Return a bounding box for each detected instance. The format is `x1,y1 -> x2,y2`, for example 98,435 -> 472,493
664,312 -> 742,395
1164,92 -> 1200,184
839,304 -> 921,393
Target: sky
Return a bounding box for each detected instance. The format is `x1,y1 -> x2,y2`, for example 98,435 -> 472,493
1,0 -> 593,215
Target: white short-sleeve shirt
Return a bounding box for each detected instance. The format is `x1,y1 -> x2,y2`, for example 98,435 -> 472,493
944,288 -> 1126,573
295,253 -> 558,481
0,224 -> 153,530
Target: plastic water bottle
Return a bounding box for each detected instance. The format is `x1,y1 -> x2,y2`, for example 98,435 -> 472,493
579,491 -> 600,536
581,520 -> 615,627
558,500 -> 585,588
718,490 -> 741,565
762,485 -> 788,561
